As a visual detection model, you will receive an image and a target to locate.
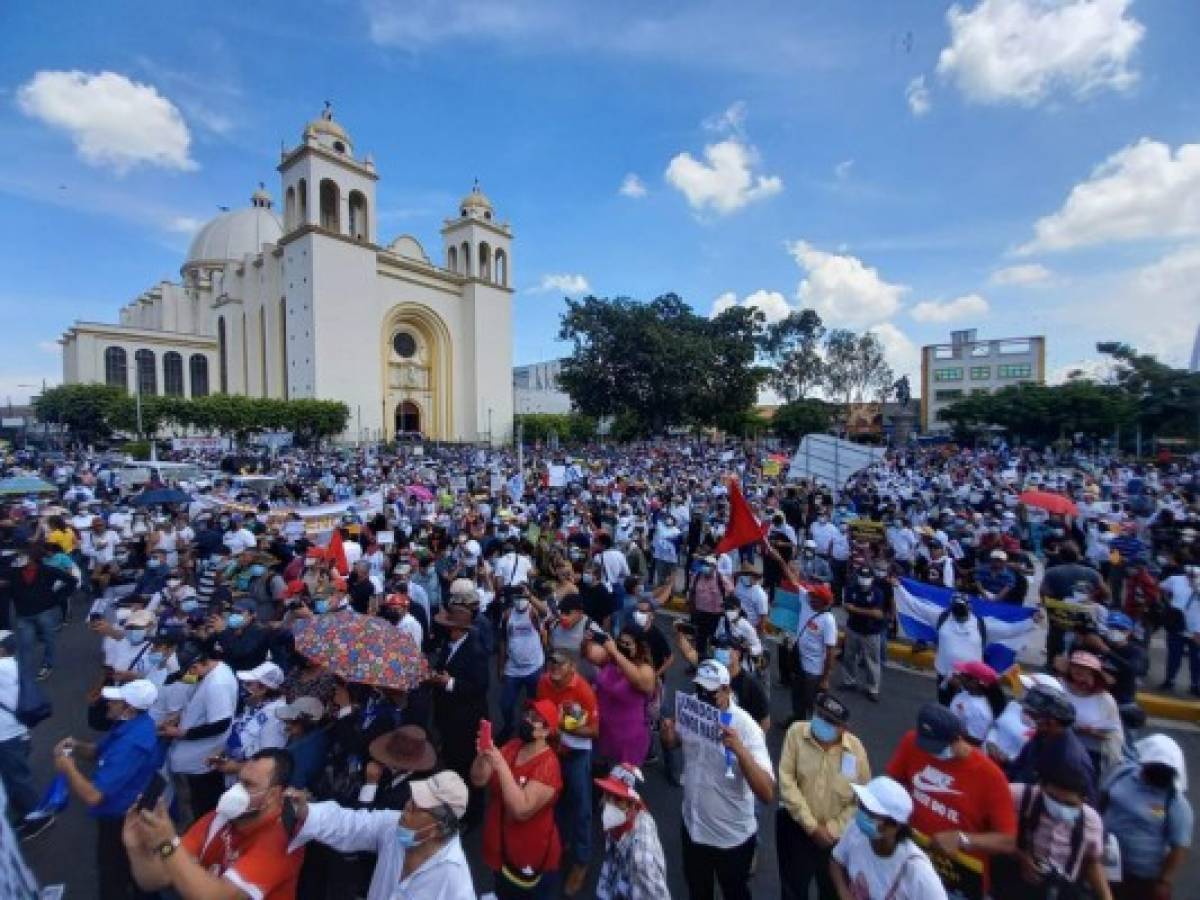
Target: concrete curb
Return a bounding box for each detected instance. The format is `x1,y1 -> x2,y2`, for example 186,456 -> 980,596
663,595 -> 1200,724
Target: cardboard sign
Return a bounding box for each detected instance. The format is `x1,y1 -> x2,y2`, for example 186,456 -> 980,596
1042,597 -> 1103,632
675,692 -> 725,745
848,518 -> 886,543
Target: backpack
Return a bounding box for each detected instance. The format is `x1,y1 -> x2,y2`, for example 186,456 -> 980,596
0,663 -> 53,729
936,607 -> 988,648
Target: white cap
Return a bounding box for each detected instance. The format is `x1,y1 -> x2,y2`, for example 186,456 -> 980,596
101,679 -> 158,711
1019,672 -> 1065,694
693,659 -> 731,691
236,662 -> 285,690
276,696 -> 325,721
989,550 -> 1008,561
852,776 -> 913,824
803,539 -> 818,549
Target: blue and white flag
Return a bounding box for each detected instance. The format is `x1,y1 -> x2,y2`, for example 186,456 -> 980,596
894,577 -> 1039,673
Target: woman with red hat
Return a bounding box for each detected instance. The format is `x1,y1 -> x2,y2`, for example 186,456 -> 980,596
594,763 -> 669,900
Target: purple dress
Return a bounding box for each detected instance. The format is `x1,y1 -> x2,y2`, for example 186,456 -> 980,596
594,661 -> 650,766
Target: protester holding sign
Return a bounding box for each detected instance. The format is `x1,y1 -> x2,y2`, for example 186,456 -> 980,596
661,659 -> 774,900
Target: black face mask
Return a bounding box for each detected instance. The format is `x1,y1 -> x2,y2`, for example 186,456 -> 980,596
951,603 -> 970,622
518,720 -> 538,744
1142,764 -> 1176,791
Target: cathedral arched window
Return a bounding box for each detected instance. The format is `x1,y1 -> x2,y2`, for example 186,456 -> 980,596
460,242 -> 471,277
479,242 -> 491,281
163,352 -> 184,397
297,178 -> 308,225
348,190 -> 369,241
190,355 -> 209,398
217,317 -> 228,393
319,179 -> 341,232
104,347 -> 127,389
135,349 -> 157,396
447,245 -> 458,272
285,187 -> 297,230
495,249 -> 508,287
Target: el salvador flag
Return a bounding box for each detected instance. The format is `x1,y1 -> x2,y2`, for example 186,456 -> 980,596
895,577 -> 1039,673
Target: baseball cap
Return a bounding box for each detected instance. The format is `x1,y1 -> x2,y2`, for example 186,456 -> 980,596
989,550 -> 1008,561
807,583 -> 834,605
101,679 -> 158,711
525,699 -> 559,736
813,691 -> 851,725
1019,671 -> 1065,694
852,776 -> 913,824
236,661 -> 285,690
954,660 -> 998,686
125,609 -> 155,628
409,771 -> 469,820
276,697 -> 326,721
1022,686 -> 1076,725
915,703 -> 963,754
693,659 -> 731,691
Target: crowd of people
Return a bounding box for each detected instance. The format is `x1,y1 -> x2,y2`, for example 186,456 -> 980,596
0,438 -> 1196,899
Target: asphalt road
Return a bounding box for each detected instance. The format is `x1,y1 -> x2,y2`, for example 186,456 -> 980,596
20,607 -> 1200,899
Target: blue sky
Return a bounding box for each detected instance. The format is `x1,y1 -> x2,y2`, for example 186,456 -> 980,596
2,0 -> 1198,402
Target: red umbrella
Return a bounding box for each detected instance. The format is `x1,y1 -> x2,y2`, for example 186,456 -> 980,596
406,484 -> 434,503
1018,490 -> 1078,516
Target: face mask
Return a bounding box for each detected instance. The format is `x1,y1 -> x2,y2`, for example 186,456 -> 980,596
580,574 -> 594,587
227,614 -> 247,630
632,611 -> 650,628
810,716 -> 839,743
215,782 -> 256,820
724,609 -> 740,622
126,629 -> 147,645
935,745 -> 957,761
601,801 -> 628,831
857,577 -> 873,588
518,720 -> 538,744
395,822 -> 433,849
803,550 -> 815,559
855,809 -> 880,840
315,600 -> 330,614
1043,795 -> 1081,823
147,652 -> 165,668
147,560 -> 162,570
700,565 -> 713,576
713,648 -> 732,667
180,599 -> 199,613
515,599 -> 530,612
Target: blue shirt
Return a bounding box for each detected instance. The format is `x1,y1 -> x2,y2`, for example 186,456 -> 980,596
287,729 -> 330,790
1103,765 -> 1194,879
91,713 -> 161,819
976,566 -> 1016,597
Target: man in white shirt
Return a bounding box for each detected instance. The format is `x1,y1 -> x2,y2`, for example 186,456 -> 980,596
792,585 -> 839,723
661,660 -> 774,900
286,771 -> 475,900
493,541 -> 533,589
222,520 -> 257,556
161,651 -> 238,821
1159,565 -> 1200,695
0,631 -> 44,835
733,568 -> 769,629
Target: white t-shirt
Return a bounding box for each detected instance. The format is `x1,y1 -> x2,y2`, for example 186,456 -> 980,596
831,826 -> 948,900
396,612 -> 424,648
227,697 -> 288,761
0,657 -> 27,742
680,700 -> 773,849
933,617 -> 984,679
223,528 -> 257,555
595,548 -> 630,589
795,599 -> 838,676
734,581 -> 768,627
494,552 -> 533,588
169,663 -> 239,774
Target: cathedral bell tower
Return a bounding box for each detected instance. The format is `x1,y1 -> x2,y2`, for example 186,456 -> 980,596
441,180 -> 511,288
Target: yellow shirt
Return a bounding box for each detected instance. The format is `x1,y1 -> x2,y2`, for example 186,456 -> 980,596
47,527 -> 76,553
777,721 -> 871,839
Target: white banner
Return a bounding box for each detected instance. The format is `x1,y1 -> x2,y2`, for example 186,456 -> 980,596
787,434 -> 885,493
675,693 -> 724,745
171,436 -> 230,452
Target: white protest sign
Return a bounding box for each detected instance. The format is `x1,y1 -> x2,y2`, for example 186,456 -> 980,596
675,692 -> 724,745
548,465 -> 567,488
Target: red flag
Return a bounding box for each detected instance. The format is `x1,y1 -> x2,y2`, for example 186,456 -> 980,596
327,529 -> 349,576
715,478 -> 767,555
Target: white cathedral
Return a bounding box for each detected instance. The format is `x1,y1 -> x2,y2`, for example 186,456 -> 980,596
60,107 -> 514,443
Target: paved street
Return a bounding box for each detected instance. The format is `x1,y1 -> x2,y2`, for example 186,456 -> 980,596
20,608 -> 1200,898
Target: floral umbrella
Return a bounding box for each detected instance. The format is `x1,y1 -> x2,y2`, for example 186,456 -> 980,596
293,610 -> 428,690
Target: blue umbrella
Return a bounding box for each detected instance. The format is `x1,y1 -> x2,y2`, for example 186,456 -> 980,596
0,476 -> 57,496
132,488 -> 191,506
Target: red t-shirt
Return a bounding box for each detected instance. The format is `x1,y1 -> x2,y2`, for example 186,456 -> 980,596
181,809 -> 304,900
886,730 -> 1016,879
536,672 -> 600,751
482,740 -> 563,877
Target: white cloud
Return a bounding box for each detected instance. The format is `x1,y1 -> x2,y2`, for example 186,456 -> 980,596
936,0 -> 1144,106
990,263 -> 1051,285
834,159 -> 854,180
871,322 -> 921,384
906,76 -> 931,116
787,241 -> 907,328
167,216 -> 204,235
0,374 -> 60,404
703,100 -> 747,135
709,289 -> 792,324
37,341 -> 60,355
618,173 -> 647,198
910,293 -> 990,323
1019,139 -> 1200,253
666,138 -> 782,215
531,273 -> 590,295
16,70 -> 196,173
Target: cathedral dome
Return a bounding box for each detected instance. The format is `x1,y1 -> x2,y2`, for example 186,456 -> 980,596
184,196 -> 283,269
460,182 -> 493,213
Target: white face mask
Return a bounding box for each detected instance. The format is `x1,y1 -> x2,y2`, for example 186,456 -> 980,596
1043,795 -> 1081,824
632,611 -> 651,628
601,801 -> 628,831
216,782 -> 251,820
724,610 -> 740,622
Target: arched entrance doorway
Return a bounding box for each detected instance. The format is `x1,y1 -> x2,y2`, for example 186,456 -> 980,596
395,401 -> 421,436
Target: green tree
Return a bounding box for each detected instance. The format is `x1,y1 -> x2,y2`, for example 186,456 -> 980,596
32,384 -> 125,446
1097,342 -> 1200,441
557,293 -> 766,434
771,399 -> 833,441
514,413 -> 596,443
762,309 -> 825,402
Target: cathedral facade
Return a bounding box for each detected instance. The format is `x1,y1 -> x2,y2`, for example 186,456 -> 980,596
60,108 -> 514,444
